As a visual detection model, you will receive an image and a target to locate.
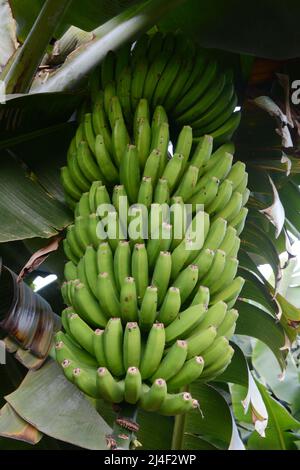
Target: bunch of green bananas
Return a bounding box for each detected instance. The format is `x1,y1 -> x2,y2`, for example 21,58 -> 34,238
57,32 -> 248,416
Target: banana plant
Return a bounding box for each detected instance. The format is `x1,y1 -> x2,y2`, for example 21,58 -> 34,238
0,0 -> 300,451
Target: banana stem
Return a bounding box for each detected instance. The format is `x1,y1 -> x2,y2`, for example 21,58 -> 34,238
108,404 -> 139,450
4,0 -> 72,93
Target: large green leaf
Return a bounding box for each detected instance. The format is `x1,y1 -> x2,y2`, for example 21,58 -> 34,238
0,154 -> 71,242
252,340 -> 300,417
5,359 -> 112,449
0,403 -> 42,444
180,383 -> 244,450
235,300 -> 287,370
247,380 -> 300,450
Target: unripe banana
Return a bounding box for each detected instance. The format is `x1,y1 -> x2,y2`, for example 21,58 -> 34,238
157,286 -> 181,325
210,257 -> 239,295
108,95 -> 124,129
201,336 -> 230,368
216,308 -> 239,338
93,329 -> 107,366
83,245 -> 98,298
186,325 -> 217,359
101,50 -> 115,88
143,149 -> 162,187
210,276 -> 245,307
167,356 -> 204,392
200,249 -> 226,287
207,179 -> 233,215
96,367 -> 124,403
88,181 -> 103,214
55,332 -> 97,367
120,144 -> 140,204
196,152 -> 233,190
94,134 -> 119,184
131,56 -> 148,109
191,285 -> 210,307
202,218 -> 227,250
60,359 -> 75,382
76,192 -> 91,217
116,65 -> 132,125
226,161 -> 246,190
104,318 -> 124,377
114,240 -> 131,291
210,111 -> 241,146
227,236 -> 241,258
123,321 -> 141,370
73,283 -> 107,327
68,152 -> 90,193
150,122 -> 169,174
136,117 -> 151,169
165,303 -> 206,344
132,243 -> 149,304
151,339 -> 188,382
112,184 -> 128,213
68,313 -> 95,356
120,277 -> 138,322
134,98 -> 150,137
64,261 -> 77,281
174,165 -> 199,201
77,141 -> 103,183
92,91 -> 112,154
63,239 -> 78,265
124,367 -> 142,404
139,285 -> 158,331
173,264 -> 199,304
151,251 -> 172,306
111,117 -> 130,166
190,134 -> 213,171
73,367 -> 99,398
83,113 -> 96,153
96,242 -> 116,292
235,172 -> 248,195
197,302 -> 228,333
212,191 -> 242,223
161,153 -> 184,193
140,323 -> 165,379
218,226 -> 237,255
139,378 -> 167,412
97,272 -> 120,317
200,345 -> 234,380
158,392 -> 196,415
230,207 -> 248,235
61,166 -> 82,201
174,126 -> 193,175
137,176 -> 153,208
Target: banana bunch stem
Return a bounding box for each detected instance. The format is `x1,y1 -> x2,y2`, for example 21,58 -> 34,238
109,404 -> 140,450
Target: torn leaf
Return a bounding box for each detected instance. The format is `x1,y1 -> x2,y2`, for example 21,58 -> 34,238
259,176 -> 285,238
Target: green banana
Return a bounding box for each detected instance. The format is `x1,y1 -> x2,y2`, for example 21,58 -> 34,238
210,276 -> 245,307
202,218 -> 227,250
120,277 -> 139,322
88,181 -> 102,214
64,261 -> 77,281
93,329 -> 107,366
139,378 -> 167,412
116,65 -> 132,125
174,126 -> 193,174
55,332 -> 97,367
173,60 -> 217,117
154,178 -> 170,204
165,303 -> 206,344
76,192 -> 90,217
157,286 -> 181,325
136,117 -> 151,169
216,308 -> 239,338
96,242 -> 116,291
124,367 -> 142,404
167,355 -> 204,392
200,249 -> 226,287
186,325 -> 217,359
158,392 -> 196,415
63,238 -> 79,265
161,153 -> 183,193
103,318 -> 124,377
94,134 -> 119,184
137,176 -> 153,208
200,346 -> 234,380
201,336 -> 230,368
83,246 -> 98,298
92,91 -> 112,154
150,122 -> 169,174
196,153 -> 233,190
111,117 -> 130,166
140,323 -> 165,379
123,321 -> 141,370
77,141 -> 103,183
151,251 -> 172,306
131,56 -> 148,110
218,226 -> 237,255
73,367 -> 99,398
97,272 -> 120,317
176,72 -> 226,124
190,134 -> 213,171
194,92 -> 238,136
173,264 -> 199,304
210,257 -> 239,295
68,313 -> 95,356
134,98 -> 150,137
132,243 -> 149,304
191,285 -> 210,307
68,152 -> 90,193
174,164 -> 199,201
196,301 -> 227,331
151,339 -> 188,382
114,240 -> 131,291
96,367 -> 124,403
83,113 -> 96,153
206,179 -> 233,214
139,285 -> 158,331
61,166 -> 82,201
73,283 -> 108,327
188,177 -> 219,208
193,248 -> 215,279
120,144 -> 140,204
212,191 -> 242,223
142,149 -> 162,187
210,111 -> 241,146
